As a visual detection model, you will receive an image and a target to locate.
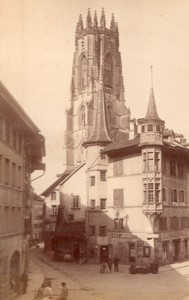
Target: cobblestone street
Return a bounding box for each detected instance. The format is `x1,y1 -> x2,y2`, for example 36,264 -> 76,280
15,248 -> 189,300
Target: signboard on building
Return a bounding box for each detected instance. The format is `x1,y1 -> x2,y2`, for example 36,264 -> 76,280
161,231 -> 189,241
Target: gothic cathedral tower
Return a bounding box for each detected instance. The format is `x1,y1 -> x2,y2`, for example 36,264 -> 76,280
64,9 -> 130,170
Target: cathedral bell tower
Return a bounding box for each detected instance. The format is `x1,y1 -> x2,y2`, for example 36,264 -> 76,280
63,9 -> 130,170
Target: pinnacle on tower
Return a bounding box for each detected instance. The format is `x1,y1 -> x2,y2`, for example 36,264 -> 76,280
110,13 -> 116,30
93,10 -> 98,28
100,8 -> 106,29
76,14 -> 83,35
86,8 -> 92,28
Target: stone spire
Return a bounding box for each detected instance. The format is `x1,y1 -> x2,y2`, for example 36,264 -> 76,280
145,67 -> 161,120
110,13 -> 116,30
76,14 -> 83,35
93,10 -> 98,28
82,38 -> 111,147
86,8 -> 92,28
100,8 -> 106,29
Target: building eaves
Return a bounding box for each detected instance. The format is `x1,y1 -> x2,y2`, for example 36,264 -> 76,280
0,81 -> 40,135
41,169 -> 72,197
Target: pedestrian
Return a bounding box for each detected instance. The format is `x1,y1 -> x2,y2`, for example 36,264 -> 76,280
108,258 -> 112,272
113,255 -> 120,272
20,271 -> 28,294
57,282 -> 68,300
43,285 -> 53,299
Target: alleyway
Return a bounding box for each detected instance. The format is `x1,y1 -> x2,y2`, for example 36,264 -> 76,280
17,248 -> 189,300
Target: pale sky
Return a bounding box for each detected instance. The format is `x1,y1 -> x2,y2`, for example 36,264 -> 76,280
0,0 -> 189,194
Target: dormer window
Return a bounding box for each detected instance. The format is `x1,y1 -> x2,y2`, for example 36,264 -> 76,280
147,124 -> 153,132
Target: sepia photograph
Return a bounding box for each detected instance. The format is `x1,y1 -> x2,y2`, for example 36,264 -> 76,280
1,0 -> 189,299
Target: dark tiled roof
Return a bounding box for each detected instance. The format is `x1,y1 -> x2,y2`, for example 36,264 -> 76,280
103,130 -> 140,153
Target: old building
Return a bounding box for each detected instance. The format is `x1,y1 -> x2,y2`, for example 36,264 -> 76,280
0,82 -> 45,299
31,192 -> 45,245
43,9 -> 189,266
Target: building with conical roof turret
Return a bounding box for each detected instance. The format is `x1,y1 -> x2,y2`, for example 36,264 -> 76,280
42,10 -> 189,266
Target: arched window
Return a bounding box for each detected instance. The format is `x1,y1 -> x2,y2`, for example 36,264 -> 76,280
78,105 -> 86,129
80,56 -> 87,90
104,54 -> 113,87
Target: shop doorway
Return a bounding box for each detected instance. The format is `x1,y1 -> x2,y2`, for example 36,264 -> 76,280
100,246 -> 109,262
129,243 -> 136,263
173,239 -> 180,261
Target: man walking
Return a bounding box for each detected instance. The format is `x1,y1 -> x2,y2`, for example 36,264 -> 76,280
113,255 -> 120,272
57,282 -> 68,300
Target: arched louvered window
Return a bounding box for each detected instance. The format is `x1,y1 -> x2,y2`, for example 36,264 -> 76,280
80,56 -> 87,90
107,105 -> 115,128
104,54 -> 113,87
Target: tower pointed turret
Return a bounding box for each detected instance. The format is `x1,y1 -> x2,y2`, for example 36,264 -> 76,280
100,8 -> 106,29
110,13 -> 116,30
93,11 -> 98,28
138,66 -> 164,146
76,14 -> 83,36
86,8 -> 92,28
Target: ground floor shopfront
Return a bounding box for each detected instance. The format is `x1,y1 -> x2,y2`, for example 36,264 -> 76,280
87,230 -> 189,266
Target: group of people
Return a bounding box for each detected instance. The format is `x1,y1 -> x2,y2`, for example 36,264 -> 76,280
10,271 -> 28,294
35,279 -> 68,300
100,255 -> 120,273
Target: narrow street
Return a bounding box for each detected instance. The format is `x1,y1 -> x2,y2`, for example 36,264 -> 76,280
17,247 -> 189,300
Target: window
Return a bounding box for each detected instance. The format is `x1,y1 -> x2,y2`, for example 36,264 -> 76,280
90,199 -> 96,209
100,150 -> 106,159
104,54 -> 113,87
80,57 -> 87,90
52,205 -> 58,214
147,124 -> 153,131
18,135 -> 22,153
156,124 -> 161,132
99,225 -> 107,236
73,195 -> 79,208
155,152 -> 160,171
143,151 -> 154,172
5,158 -> 10,185
113,189 -> 124,207
5,121 -> 10,144
170,160 -> 176,176
172,189 -> 177,203
100,198 -> 106,209
90,176 -> 95,186
162,188 -> 167,202
100,170 -> 106,181
114,218 -> 124,230
17,166 -> 22,188
179,190 -> 185,203
148,183 -> 154,202
51,192 -> 56,200
113,159 -> 123,176
78,106 -> 86,128
159,217 -> 167,231
0,155 -> 2,183
0,116 -> 3,140
162,158 -> 166,174
141,125 -> 145,133
90,226 -> 95,236
178,162 -> 184,178
170,216 -> 179,230
181,216 -> 188,229
12,129 -> 17,149
12,162 -> 16,187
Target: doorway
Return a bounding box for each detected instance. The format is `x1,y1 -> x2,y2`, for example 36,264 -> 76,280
173,239 -> 180,261
100,246 -> 109,262
129,243 -> 136,263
